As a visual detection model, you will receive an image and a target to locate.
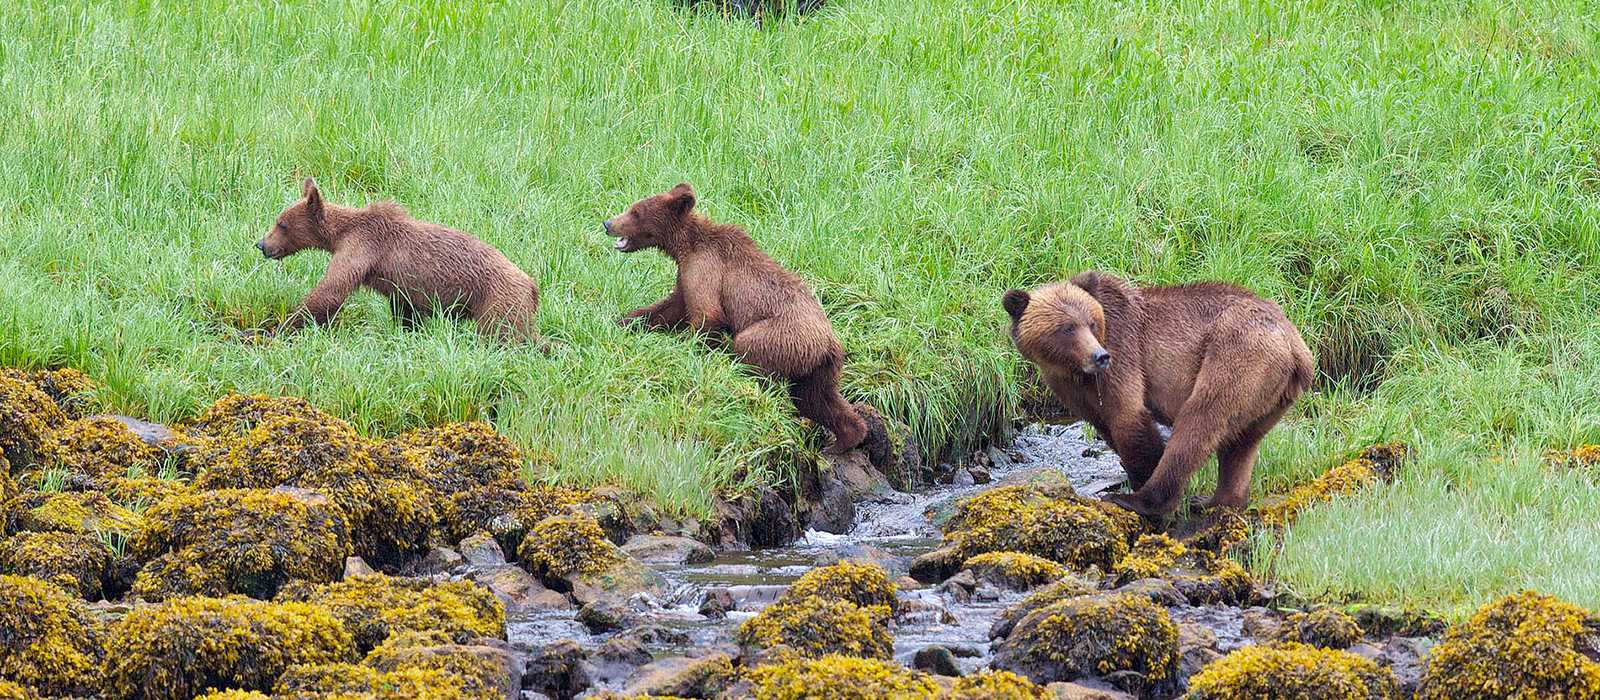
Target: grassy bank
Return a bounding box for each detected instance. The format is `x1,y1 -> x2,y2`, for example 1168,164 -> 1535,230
1,0 -> 1597,607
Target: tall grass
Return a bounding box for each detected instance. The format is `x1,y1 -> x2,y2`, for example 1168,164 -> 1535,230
1,0 -> 1597,606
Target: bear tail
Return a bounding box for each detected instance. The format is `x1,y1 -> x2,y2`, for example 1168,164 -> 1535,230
790,349 -> 867,455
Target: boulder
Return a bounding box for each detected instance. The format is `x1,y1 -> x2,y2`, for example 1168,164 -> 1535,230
620,534 -> 713,566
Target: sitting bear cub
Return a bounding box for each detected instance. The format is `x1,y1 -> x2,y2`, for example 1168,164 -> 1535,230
606,183 -> 867,454
1004,271 -> 1313,516
257,178 -> 541,343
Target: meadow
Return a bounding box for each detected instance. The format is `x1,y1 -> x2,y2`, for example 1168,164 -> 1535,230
1,0 -> 1596,611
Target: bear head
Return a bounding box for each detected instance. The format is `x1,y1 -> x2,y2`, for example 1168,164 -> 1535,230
604,182 -> 696,254
258,177 -> 329,260
1003,277 -> 1112,377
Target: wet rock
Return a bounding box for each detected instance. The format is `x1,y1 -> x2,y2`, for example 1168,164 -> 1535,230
910,544 -> 964,584
802,468 -> 855,534
991,592 -> 1178,693
611,623 -> 691,647
1282,608 -> 1363,649
1046,681 -> 1137,699
622,653 -> 734,698
468,564 -> 570,612
1186,642 -> 1399,699
699,587 -> 735,619
523,639 -> 590,700
990,576 -> 1099,640
587,636 -> 653,687
343,556 -> 376,578
365,637 -> 526,700
968,465 -> 992,484
1349,604 -> 1449,638
963,551 -> 1068,591
576,597 -> 632,633
1241,606 -> 1284,640
723,583 -> 789,609
936,568 -> 977,603
107,414 -> 176,448
1367,636 -> 1432,696
913,645 -> 962,677
621,534 -> 713,566
896,595 -> 958,627
1177,623 -> 1223,683
825,449 -> 893,499
951,468 -> 976,487
1112,578 -> 1189,607
418,545 -> 465,574
812,543 -> 898,573
751,487 -> 801,547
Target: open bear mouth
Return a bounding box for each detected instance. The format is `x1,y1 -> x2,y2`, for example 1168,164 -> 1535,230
613,237 -> 636,252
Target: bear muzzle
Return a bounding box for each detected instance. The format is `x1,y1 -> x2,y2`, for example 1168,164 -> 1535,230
1084,349 -> 1112,375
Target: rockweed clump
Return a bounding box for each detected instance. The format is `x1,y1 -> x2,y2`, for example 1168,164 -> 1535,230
1184,642 -> 1399,699
0,575 -> 105,696
991,591 -> 1179,691
277,574 -> 505,653
1416,591 -> 1600,699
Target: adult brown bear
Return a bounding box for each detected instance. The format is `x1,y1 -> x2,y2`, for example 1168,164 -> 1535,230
1003,272 -> 1313,517
257,178 -> 541,343
605,183 -> 867,454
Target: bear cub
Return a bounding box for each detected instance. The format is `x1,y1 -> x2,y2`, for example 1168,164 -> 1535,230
605,183 -> 867,454
1004,271 -> 1313,517
257,178 -> 542,343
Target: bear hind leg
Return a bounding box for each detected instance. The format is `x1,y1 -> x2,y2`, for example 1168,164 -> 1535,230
1205,403 -> 1291,511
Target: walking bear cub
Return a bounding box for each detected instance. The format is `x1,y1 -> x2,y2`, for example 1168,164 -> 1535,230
606,183 -> 867,454
257,178 -> 541,343
1004,272 -> 1313,517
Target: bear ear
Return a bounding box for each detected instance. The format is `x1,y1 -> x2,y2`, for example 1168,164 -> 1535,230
1070,270 -> 1102,295
669,182 -> 696,217
302,177 -> 323,217
1002,289 -> 1030,321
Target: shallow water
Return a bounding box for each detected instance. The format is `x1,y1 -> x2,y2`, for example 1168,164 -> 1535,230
507,422 -> 1133,682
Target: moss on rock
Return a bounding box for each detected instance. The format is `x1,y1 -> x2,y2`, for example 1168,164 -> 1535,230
379,421 -> 524,493
0,376 -> 67,471
989,575 -> 1100,640
11,490 -> 142,538
0,531 -> 113,599
1416,590 -> 1600,700
360,632 -> 510,700
445,479 -> 590,551
1258,444 -> 1407,528
1185,642 -> 1399,699
517,513 -> 620,578
946,670 -> 1047,699
991,591 -> 1178,691
745,655 -> 937,700
780,561 -> 899,614
0,680 -> 40,700
37,416 -> 159,482
1110,533 -> 1253,605
1,368 -> 97,419
962,551 -> 1067,590
0,575 -> 104,696
104,595 -> 355,700
129,488 -> 349,600
737,597 -> 894,660
193,691 -> 271,700
277,574 -> 505,653
943,486 -> 1139,573
184,393 -> 331,440
1282,608 -> 1364,649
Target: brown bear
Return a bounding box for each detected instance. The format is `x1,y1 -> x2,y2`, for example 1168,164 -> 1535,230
605,183 -> 867,454
257,178 -> 542,343
1003,271 -> 1313,517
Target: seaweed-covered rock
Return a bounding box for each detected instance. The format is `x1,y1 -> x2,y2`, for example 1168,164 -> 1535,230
362,631 -> 519,700
990,576 -> 1100,640
991,592 -> 1178,693
1416,591 -> 1600,699
194,691 -> 272,700
99,475 -> 192,512
947,670 -> 1048,699
196,413 -> 431,570
1258,444 -> 1407,528
1185,642 -> 1399,699
278,574 -> 504,653
943,486 -> 1139,572
620,653 -> 735,697
0,575 -> 104,696
780,560 -> 898,614
0,530 -> 113,599
1282,608 -> 1363,649
1,368 -> 97,419
962,552 -> 1068,590
37,416 -> 159,481
129,488 -> 350,600
185,393 -> 332,439
517,513 -> 620,578
0,376 -> 66,471
446,480 -> 590,552
104,596 -> 355,700
378,422 -> 524,493
10,490 -> 142,538
275,662 -> 499,700
744,655 -> 937,699
736,597 -> 894,660
0,679 -> 40,700
1114,533 -> 1253,606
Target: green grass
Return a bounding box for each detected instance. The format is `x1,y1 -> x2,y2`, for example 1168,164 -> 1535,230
1,0 -> 1597,608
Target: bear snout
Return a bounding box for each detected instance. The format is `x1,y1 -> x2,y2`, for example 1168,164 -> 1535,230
256,240 -> 271,258
1085,348 -> 1112,374
603,219 -> 613,234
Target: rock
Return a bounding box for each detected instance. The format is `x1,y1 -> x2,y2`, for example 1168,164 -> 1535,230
1360,636 -> 1432,696
913,645 -> 962,677
342,556 -> 376,578
909,544 -> 964,584
1176,623 -> 1222,683
366,639 -> 525,700
812,544 -> 899,573
612,623 -> 692,647
563,555 -> 667,600
1046,681 -> 1138,699
992,592 -> 1178,693
523,639 -> 590,700
699,587 -> 735,619
1111,578 -> 1189,607
802,468 -> 855,534
576,598 -> 631,633
580,486 -> 633,544
459,532 -> 508,566
824,449 -> 893,499
968,465 -> 991,484
750,488 -> 801,547
588,636 -> 653,687
935,569 -> 977,603
951,468 -> 976,487
106,415 -> 176,448
1240,606 -> 1283,641
418,546 -> 465,574
468,564 -> 570,612
621,534 -> 713,566
622,653 -> 734,698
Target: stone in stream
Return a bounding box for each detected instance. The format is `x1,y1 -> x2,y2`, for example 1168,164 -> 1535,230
991,591 -> 1178,694
417,545 -> 464,574
621,653 -> 735,698
342,556 -> 376,578
587,635 -> 654,687
575,597 -> 634,633
523,639 -> 591,700
365,637 -> 525,700
801,466 -> 855,534
909,544 -> 964,584
468,564 -> 571,612
1176,622 -> 1223,684
912,645 -> 963,676
1111,578 -> 1189,608
459,531 -> 507,566
699,587 -> 735,618
1046,681 -> 1138,699
621,534 -> 713,565
1351,636 -> 1433,697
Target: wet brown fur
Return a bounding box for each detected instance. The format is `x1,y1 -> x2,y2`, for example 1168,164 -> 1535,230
1004,271 -> 1313,516
258,178 -> 541,343
606,183 -> 867,454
